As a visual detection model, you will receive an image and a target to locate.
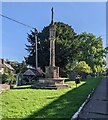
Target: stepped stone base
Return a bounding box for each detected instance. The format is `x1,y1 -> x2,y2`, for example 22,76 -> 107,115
32,78 -> 71,89
32,66 -> 71,89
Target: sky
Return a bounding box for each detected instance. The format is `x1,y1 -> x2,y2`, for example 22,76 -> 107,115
1,2 -> 106,62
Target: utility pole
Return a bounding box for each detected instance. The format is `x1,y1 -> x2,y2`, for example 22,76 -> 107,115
34,28 -> 38,69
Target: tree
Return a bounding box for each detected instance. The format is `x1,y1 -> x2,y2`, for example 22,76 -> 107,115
2,73 -> 8,84
10,61 -> 27,74
25,22 -> 79,72
74,61 -> 91,74
77,33 -> 106,74
25,22 -> 107,75
2,66 -> 16,84
8,71 -> 16,85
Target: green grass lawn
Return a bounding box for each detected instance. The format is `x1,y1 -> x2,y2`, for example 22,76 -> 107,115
1,77 -> 102,119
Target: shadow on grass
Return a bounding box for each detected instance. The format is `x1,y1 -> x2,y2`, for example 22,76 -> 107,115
64,79 -> 74,82
23,83 -> 89,120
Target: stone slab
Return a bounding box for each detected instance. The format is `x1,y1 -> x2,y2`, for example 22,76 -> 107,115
45,66 -> 59,78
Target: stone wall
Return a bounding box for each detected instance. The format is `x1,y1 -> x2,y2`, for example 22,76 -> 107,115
0,84 -> 10,91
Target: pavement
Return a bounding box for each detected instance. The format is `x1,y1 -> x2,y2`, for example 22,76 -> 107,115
78,77 -> 108,120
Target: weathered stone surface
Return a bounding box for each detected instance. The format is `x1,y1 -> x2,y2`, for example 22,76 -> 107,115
32,78 -> 70,89
0,84 -> 10,91
45,66 -> 59,78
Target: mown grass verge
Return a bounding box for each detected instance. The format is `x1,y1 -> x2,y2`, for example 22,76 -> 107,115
1,77 -> 102,119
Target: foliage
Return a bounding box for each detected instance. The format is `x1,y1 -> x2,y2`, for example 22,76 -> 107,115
2,77 -> 101,119
2,66 -> 16,85
74,61 -> 91,74
25,22 -> 107,74
10,61 -> 27,74
8,71 -> 16,85
77,33 -> 106,74
2,73 -> 8,83
25,22 -> 79,71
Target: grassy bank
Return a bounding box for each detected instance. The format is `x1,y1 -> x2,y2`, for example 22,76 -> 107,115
1,77 -> 102,119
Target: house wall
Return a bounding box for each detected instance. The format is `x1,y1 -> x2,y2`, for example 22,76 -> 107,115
0,68 -> 4,74
0,58 -> 15,74
0,59 -> 4,64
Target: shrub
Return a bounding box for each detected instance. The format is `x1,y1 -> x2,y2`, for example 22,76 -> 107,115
74,61 -> 92,74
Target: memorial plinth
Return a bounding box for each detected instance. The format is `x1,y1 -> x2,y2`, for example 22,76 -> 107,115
45,66 -> 59,78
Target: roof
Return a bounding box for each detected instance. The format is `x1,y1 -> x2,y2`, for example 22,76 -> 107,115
23,68 -> 44,76
0,58 -> 14,71
4,63 -> 14,71
0,63 -> 3,68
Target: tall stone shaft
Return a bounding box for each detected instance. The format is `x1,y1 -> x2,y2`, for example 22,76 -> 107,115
49,7 -> 56,66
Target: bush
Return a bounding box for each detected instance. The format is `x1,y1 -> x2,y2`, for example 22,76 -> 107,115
74,61 -> 92,74
8,71 -> 16,85
2,72 -> 16,85
2,73 -> 9,84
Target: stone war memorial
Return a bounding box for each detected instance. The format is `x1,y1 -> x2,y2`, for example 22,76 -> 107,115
33,8 -> 70,89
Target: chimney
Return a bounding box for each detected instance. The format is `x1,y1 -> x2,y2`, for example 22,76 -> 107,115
0,59 -> 4,64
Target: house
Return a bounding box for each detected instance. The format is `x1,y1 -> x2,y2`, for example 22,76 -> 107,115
0,62 -> 4,74
0,59 -> 15,75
